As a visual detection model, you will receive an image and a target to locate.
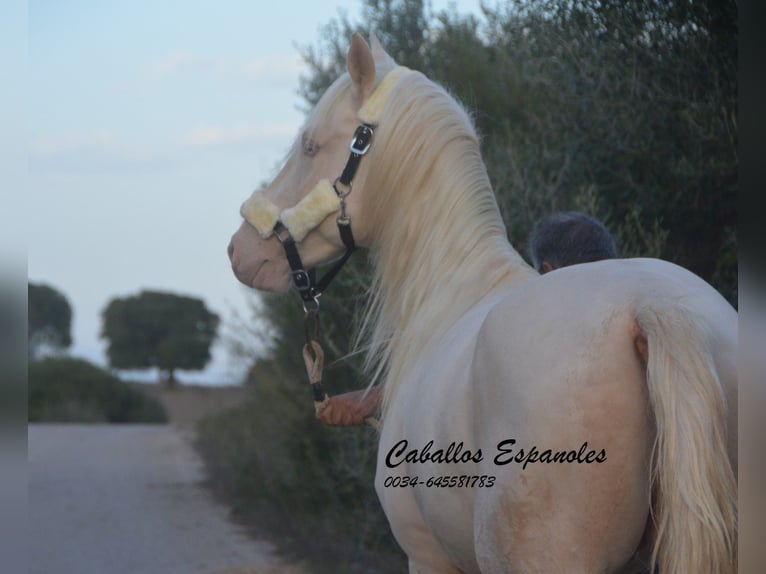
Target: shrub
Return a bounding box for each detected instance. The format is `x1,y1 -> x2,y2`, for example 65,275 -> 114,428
28,357 -> 168,423
196,359 -> 405,574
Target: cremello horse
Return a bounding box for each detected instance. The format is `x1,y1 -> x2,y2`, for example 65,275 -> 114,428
228,34 -> 737,574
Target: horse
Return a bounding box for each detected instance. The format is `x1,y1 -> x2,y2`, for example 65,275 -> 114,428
228,33 -> 737,574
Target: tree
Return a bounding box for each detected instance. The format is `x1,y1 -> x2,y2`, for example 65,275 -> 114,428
101,290 -> 219,386
28,282 -> 72,361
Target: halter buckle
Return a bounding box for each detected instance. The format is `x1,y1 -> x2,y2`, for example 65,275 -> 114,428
349,125 -> 373,155
291,269 -> 312,292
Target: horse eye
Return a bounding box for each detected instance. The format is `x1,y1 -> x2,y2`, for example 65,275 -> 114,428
303,139 -> 319,157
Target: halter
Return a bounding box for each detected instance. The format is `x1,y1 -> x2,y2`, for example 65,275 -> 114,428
240,122 -> 379,313
240,65 -> 410,291
239,66 -> 411,425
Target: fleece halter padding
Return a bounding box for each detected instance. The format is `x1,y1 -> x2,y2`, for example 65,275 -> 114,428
357,66 -> 411,125
240,66 -> 411,242
239,192 -> 280,239
240,179 -> 339,242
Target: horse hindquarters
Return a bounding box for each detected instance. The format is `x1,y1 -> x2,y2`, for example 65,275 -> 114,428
471,301 -> 653,574
635,302 -> 737,574
469,297 -> 738,573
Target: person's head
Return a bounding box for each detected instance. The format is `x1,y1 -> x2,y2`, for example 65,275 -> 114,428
528,211 -> 617,274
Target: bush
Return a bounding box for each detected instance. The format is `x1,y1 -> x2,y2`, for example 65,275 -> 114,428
196,351 -> 405,574
28,357 -> 168,423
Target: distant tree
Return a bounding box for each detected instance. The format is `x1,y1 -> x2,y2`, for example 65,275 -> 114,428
101,290 -> 219,387
28,282 -> 72,361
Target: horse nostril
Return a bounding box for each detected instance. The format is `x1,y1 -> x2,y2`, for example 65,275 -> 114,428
227,240 -> 235,260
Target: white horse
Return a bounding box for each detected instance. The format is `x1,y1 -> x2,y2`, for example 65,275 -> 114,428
228,34 -> 737,574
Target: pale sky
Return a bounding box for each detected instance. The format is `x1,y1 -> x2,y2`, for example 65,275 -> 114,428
26,0 -> 485,385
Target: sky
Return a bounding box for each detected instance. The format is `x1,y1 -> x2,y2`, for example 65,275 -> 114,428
26,0 -> 485,385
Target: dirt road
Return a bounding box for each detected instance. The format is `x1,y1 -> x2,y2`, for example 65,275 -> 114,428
28,424 -> 305,574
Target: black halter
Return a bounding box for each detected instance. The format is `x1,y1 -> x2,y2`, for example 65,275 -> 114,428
274,123 -> 374,306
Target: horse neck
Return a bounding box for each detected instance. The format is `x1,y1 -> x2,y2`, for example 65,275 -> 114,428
360,161 -> 535,413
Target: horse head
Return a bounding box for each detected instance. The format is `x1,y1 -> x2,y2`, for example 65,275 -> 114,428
228,33 -> 402,293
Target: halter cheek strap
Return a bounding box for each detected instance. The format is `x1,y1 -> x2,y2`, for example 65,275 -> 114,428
273,123 -> 374,304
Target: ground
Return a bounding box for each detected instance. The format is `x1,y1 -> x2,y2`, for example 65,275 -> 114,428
134,382 -> 250,425
28,384 -> 307,574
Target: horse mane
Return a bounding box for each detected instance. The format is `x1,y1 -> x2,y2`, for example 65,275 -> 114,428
352,68 -> 533,417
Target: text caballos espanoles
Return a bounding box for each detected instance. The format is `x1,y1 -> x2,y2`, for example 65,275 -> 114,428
385,439 -> 607,470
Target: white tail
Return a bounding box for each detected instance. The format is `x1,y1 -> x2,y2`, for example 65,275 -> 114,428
636,303 -> 737,573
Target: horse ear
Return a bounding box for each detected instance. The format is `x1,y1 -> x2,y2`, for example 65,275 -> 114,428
348,33 -> 376,101
370,31 -> 395,67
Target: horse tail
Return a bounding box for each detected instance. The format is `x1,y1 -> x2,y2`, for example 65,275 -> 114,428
635,302 -> 737,574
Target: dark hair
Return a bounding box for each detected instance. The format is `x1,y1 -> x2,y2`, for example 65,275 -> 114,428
528,211 -> 617,272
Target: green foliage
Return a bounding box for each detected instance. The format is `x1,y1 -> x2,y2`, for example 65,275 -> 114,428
198,409 -> 401,573
477,0 -> 737,301
28,357 -> 168,423
28,282 -> 73,360
101,290 -> 220,382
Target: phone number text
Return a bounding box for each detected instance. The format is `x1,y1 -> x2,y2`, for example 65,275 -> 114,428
383,475 -> 496,488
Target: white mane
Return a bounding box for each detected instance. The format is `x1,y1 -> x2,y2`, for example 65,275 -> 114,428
353,70 -> 535,415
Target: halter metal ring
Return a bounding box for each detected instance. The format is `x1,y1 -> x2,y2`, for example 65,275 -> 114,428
333,177 -> 352,199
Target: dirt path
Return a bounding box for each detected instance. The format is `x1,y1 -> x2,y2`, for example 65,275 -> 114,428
28,424 -> 306,574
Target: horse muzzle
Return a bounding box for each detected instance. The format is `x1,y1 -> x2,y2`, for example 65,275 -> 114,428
228,221 -> 292,293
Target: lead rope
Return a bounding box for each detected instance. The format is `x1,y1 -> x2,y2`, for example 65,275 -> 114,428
301,307 -> 380,430
302,308 -> 328,414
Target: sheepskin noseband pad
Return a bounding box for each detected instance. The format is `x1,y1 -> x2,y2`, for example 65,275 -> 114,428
279,179 -> 339,241
240,179 -> 339,241
240,192 -> 281,239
